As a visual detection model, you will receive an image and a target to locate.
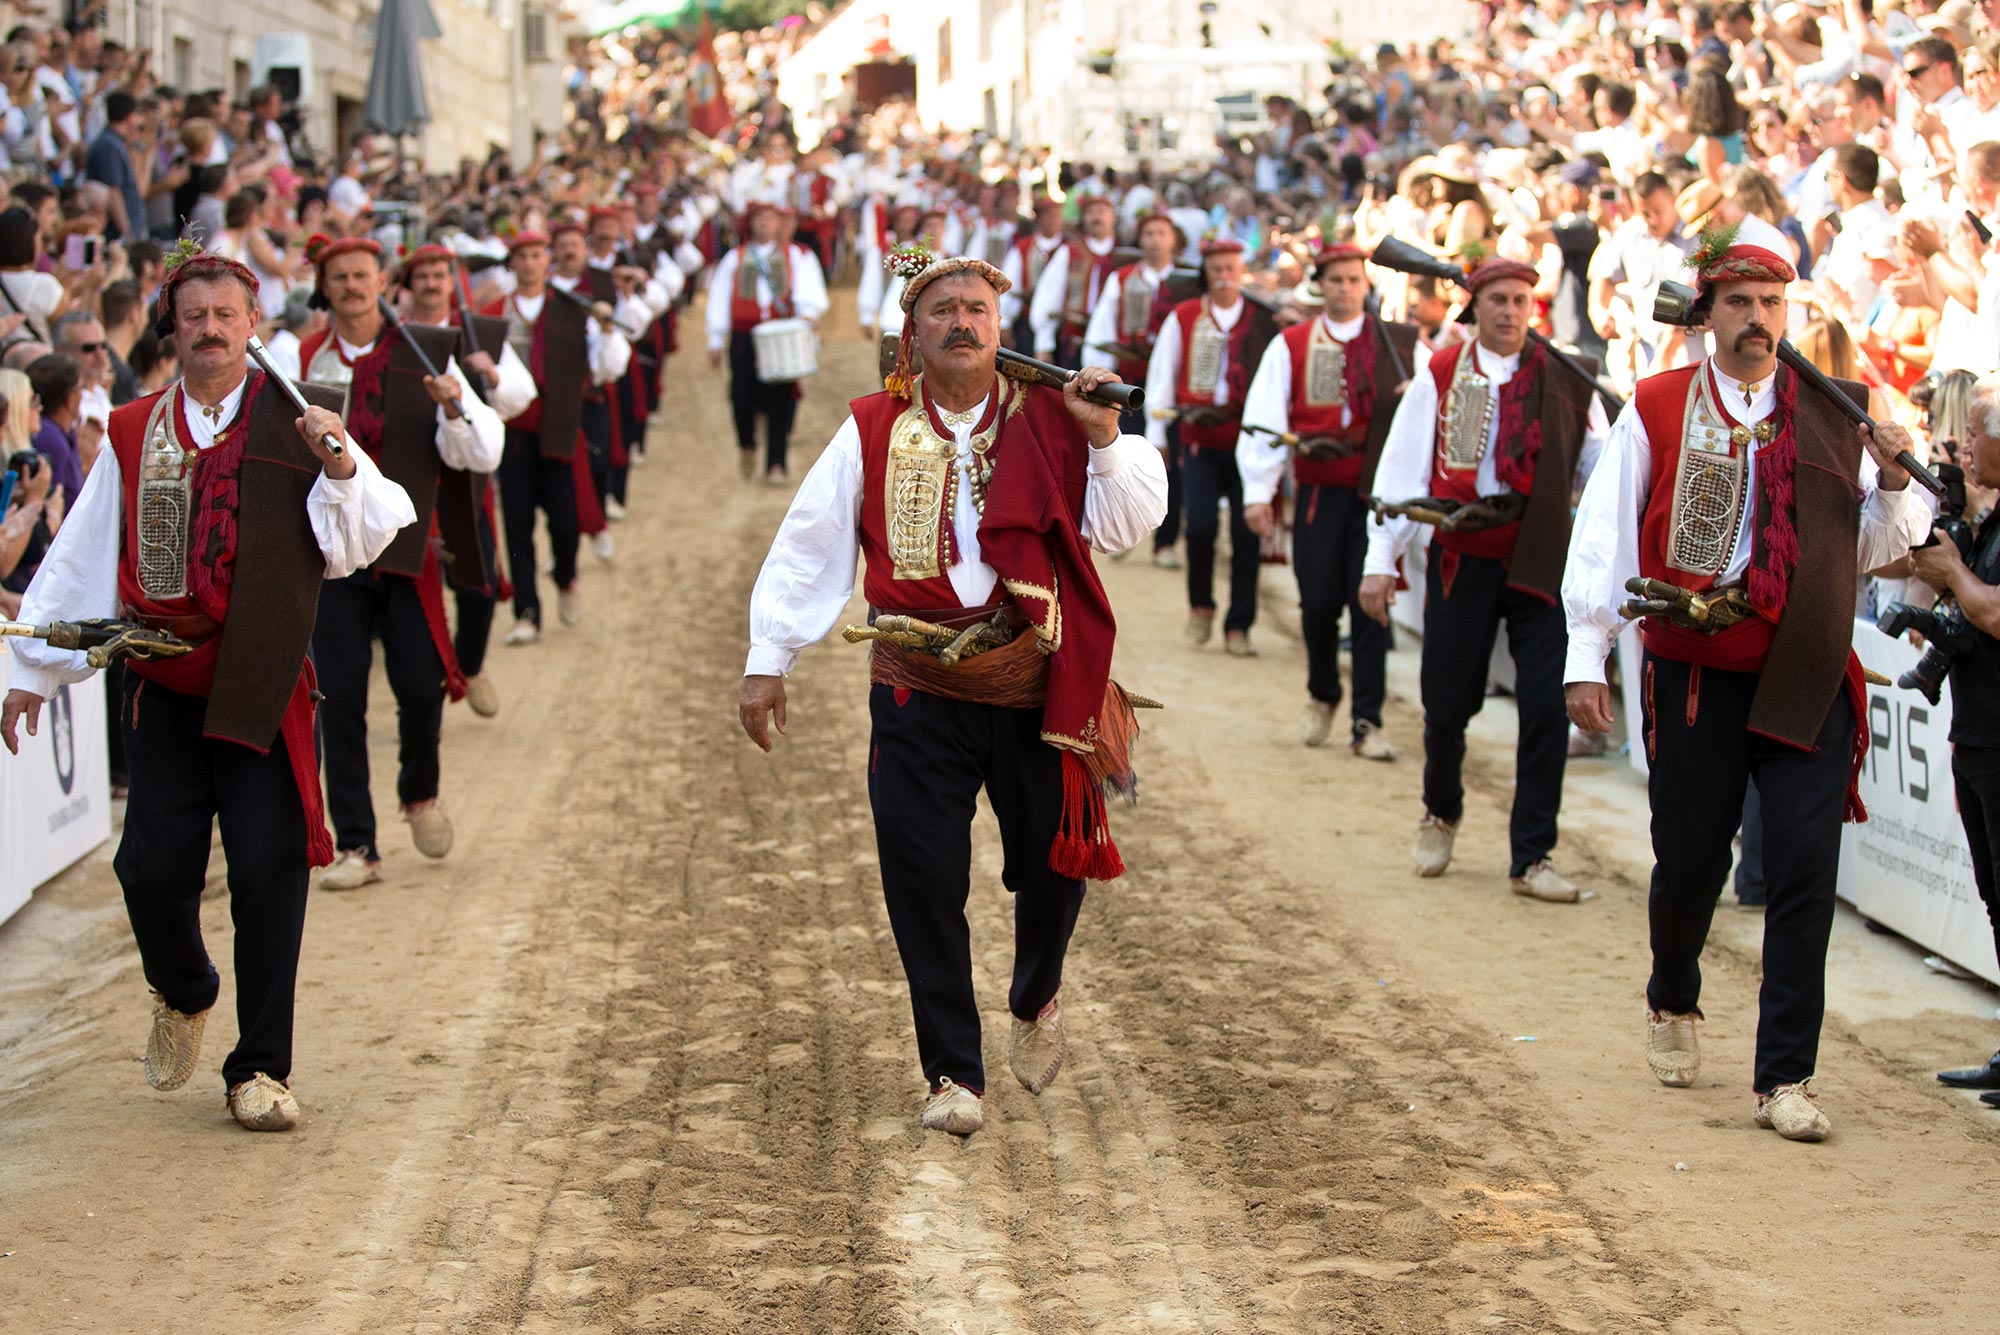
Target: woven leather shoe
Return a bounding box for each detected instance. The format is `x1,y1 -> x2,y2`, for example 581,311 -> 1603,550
144,992 -> 208,1091
1755,1081 -> 1830,1142
1300,699 -> 1335,748
463,674 -> 500,718
1511,860 -> 1586,903
1185,610 -> 1215,645
404,800 -> 454,859
1009,995 -> 1065,1094
919,1078 -> 983,1136
1411,814 -> 1456,877
320,849 -> 381,892
1645,1009 -> 1700,1087
1223,630 -> 1258,657
1351,720 -> 1397,762
558,586 -> 583,627
227,1074 -> 301,1132
1937,1051 -> 2000,1089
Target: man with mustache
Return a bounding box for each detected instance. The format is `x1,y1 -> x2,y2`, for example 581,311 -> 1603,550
295,234 -> 504,892
737,254 -> 1165,1136
1,249 -> 416,1131
1359,256 -> 1611,903
398,242 -> 539,721
1561,220 -> 1930,1142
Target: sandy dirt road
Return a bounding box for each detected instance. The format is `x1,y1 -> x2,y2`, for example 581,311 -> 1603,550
1,288 -> 1996,1335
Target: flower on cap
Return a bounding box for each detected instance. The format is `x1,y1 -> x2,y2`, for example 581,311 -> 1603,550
1685,222 -> 1797,287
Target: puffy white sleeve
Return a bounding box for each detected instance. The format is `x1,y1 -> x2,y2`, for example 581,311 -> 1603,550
790,248 -> 830,322
999,246 -> 1027,326
1858,453 -> 1938,572
1145,315 -> 1182,451
8,443 -> 123,695
1028,248 -> 1068,358
654,253 -> 687,304
746,415 -> 864,678
705,251 -> 740,351
1080,434 -> 1170,554
1237,336 -> 1293,506
1361,364 -> 1440,578
1560,400 -> 1650,685
434,356 -> 504,474
1081,272 -> 1121,373
856,257 -> 885,331
487,343 -> 538,422
587,319 -> 632,384
311,444 -> 418,580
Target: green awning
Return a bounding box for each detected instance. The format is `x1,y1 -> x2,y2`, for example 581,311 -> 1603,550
588,0 -> 700,37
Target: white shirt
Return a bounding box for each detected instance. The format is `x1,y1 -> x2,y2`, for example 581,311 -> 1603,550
1362,339 -> 1612,579
1144,297 -> 1245,450
327,334 -> 504,474
1238,314 -> 1434,506
1029,235 -> 1117,358
483,341 -> 539,422
999,234 -> 1064,327
1820,198 -> 1896,314
1560,360 -> 1932,684
703,243 -> 830,352
265,328 -> 303,383
587,250 -> 670,319
1588,217 -> 1694,369
743,408 -> 1169,678
9,376 -> 417,698
1081,262 -> 1173,373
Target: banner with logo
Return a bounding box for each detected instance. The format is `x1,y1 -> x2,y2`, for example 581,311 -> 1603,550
1842,620 -> 2000,984
0,655 -> 111,925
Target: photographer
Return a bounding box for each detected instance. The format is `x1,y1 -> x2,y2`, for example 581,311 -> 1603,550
1907,374 -> 2000,1106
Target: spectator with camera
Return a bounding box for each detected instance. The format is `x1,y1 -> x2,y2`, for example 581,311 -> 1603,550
1903,375 -> 2000,1107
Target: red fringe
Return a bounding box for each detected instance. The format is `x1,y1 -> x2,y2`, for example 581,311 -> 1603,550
1842,651 -> 1870,824
1346,318 -> 1379,426
1492,339 -> 1546,495
284,662 -> 336,868
1750,368 -> 1801,615
416,534 -> 468,702
1049,750 -> 1125,882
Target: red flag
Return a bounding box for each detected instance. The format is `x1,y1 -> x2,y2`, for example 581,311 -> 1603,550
688,11 -> 731,140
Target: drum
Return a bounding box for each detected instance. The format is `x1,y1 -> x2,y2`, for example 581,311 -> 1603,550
752,318 -> 819,383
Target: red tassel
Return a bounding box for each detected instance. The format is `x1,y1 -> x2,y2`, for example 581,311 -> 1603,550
1842,652 -> 1870,825
1048,751 -> 1125,882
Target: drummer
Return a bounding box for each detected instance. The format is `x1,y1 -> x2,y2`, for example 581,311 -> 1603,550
705,201 -> 830,486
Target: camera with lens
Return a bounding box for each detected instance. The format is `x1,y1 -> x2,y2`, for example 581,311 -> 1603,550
1877,461 -> 1976,704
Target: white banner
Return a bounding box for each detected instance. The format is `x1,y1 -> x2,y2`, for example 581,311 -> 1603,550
0,654 -> 112,925
1842,620 -> 2000,985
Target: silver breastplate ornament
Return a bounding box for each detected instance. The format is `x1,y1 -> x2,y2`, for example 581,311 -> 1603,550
1666,368 -> 1761,577
1187,308 -> 1229,396
1439,346 -> 1495,472
135,385 -> 196,600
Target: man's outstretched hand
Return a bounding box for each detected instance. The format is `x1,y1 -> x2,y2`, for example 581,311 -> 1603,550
738,674 -> 788,752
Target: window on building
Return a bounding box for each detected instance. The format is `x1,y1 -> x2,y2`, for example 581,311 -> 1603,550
523,6 -> 551,63
171,36 -> 193,91
233,59 -> 251,101
937,19 -> 951,85
983,87 -> 996,136
979,0 -> 993,63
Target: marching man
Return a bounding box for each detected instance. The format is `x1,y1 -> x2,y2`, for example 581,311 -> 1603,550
398,242 -> 540,720
1240,243 -> 1425,755
1147,239 -> 1277,655
1084,211 -> 1185,567
1359,256 -> 1610,902
1030,194 -> 1120,368
737,253 -> 1166,1136
297,234 -> 505,891
480,230 -> 631,645
1562,222 -> 1929,1141
704,201 -> 829,486
2,250 -> 416,1131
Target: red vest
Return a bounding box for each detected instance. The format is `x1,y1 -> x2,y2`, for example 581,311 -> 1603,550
1061,241 -> 1118,336
1170,298 -> 1255,450
1107,263 -> 1168,385
1424,342 -> 1525,560
731,244 -> 792,331
1282,317 -> 1371,489
1013,235 -> 1056,296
